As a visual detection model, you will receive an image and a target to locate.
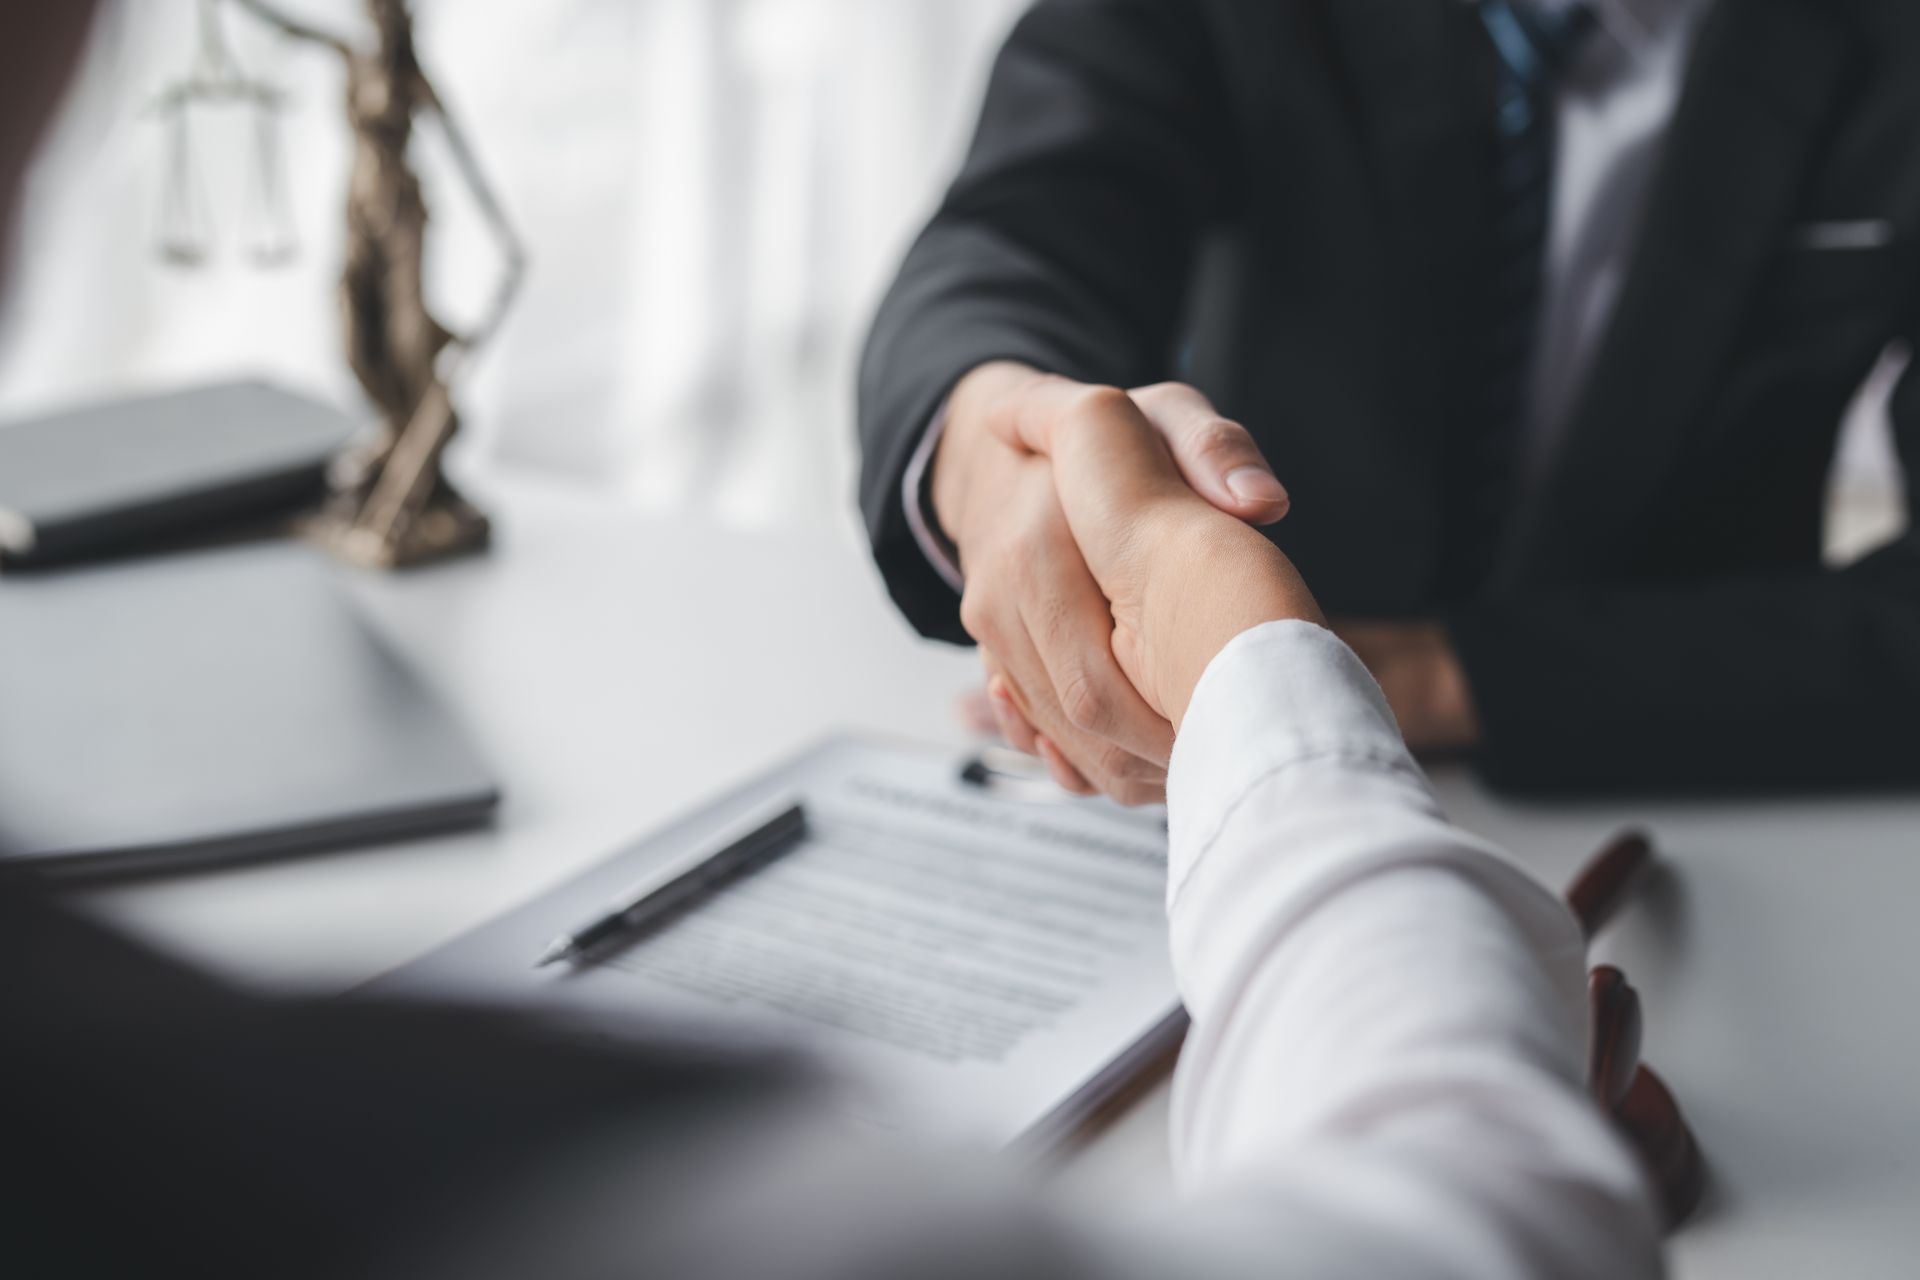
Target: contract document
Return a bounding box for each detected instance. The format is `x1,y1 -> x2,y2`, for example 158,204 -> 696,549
368,736 -> 1184,1149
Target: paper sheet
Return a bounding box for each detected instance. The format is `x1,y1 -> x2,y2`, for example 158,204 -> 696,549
367,737 -> 1183,1147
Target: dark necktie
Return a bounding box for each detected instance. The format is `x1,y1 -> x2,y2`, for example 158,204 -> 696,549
1450,0 -> 1598,593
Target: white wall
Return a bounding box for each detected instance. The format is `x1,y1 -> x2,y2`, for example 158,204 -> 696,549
0,0 -> 1029,533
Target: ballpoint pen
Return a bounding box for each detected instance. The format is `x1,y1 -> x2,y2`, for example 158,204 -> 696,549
958,745 -> 1056,797
534,798 -> 808,969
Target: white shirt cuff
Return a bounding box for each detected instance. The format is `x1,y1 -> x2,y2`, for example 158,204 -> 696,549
900,400 -> 965,594
1166,620 -> 1422,894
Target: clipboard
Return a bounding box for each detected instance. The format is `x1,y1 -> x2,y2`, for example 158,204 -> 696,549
365,734 -> 1185,1151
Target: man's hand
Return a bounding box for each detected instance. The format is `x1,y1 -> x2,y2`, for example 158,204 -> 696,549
986,372 -> 1322,729
1334,621 -> 1481,754
935,363 -> 1292,802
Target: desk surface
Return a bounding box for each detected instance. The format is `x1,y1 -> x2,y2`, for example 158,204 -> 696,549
75,473 -> 1920,1279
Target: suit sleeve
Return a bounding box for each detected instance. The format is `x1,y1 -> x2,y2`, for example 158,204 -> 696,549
1448,332 -> 1920,795
856,0 -> 1234,642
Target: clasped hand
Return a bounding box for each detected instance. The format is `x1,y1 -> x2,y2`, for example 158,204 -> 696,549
936,362 -> 1480,803
935,362 -> 1320,801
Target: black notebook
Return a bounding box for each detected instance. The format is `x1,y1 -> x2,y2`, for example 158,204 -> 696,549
0,542 -> 499,876
0,380 -> 357,569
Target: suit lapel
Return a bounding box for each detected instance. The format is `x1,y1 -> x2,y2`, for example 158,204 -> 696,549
1506,0 -> 1857,583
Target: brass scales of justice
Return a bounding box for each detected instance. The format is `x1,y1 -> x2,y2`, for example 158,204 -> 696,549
151,0 -> 525,569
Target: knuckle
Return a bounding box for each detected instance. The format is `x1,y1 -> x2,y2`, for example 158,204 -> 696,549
1046,722 -> 1101,769
1188,416 -> 1252,461
1110,745 -> 1165,785
1097,743 -> 1145,783
1069,383 -> 1133,420
1057,667 -> 1113,735
1130,381 -> 1185,412
958,591 -> 995,643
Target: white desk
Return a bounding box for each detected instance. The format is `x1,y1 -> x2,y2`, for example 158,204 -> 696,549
75,473 -> 1920,1278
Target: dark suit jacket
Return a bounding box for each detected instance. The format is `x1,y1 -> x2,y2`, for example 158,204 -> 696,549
1,886 -> 1124,1280
0,888 -> 812,1280
857,0 -> 1920,794
0,886 -> 1181,1280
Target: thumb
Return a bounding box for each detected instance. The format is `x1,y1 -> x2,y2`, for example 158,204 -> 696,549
1128,383 -> 1289,525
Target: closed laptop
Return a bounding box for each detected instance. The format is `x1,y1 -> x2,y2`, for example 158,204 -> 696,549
0,542 -> 499,876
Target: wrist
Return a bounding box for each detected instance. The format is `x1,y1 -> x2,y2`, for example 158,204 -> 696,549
1147,515 -> 1323,728
932,361 -> 1052,549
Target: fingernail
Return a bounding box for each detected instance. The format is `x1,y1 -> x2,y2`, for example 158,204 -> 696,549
1226,467 -> 1288,505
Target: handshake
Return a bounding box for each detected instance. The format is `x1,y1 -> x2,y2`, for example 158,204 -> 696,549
936,362 -> 1479,804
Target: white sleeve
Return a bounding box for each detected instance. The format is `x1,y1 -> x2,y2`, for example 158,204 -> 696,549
597,621 -> 1663,1280
1158,620 -> 1664,1280
899,400 -> 966,594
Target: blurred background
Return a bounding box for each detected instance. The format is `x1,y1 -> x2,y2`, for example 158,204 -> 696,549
0,0 -> 1903,553
0,0 -> 1031,536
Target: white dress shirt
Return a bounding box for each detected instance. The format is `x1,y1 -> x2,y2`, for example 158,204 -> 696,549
653,621 -> 1663,1278
1144,620 -> 1662,1276
902,0 -> 1705,590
